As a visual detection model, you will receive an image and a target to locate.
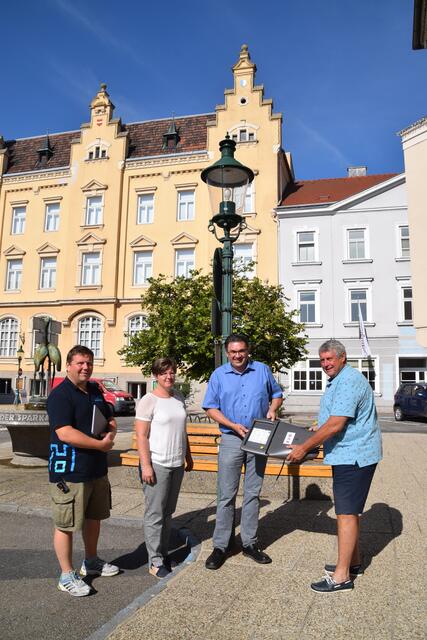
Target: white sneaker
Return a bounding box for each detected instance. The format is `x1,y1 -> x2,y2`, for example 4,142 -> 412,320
58,571 -> 91,597
80,557 -> 119,577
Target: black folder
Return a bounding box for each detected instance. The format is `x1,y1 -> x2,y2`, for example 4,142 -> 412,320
241,419 -> 319,461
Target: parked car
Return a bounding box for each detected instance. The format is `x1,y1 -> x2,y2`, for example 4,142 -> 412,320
51,377 -> 136,416
393,383 -> 427,421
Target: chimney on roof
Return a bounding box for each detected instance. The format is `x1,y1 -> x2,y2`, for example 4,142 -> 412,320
347,166 -> 367,177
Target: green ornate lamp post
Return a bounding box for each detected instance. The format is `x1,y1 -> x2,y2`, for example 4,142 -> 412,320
201,135 -> 254,364
14,341 -> 25,405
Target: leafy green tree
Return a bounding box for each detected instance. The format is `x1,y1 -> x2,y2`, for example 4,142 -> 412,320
120,270 -> 307,382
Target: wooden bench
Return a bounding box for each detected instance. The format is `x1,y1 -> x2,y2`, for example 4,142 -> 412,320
120,423 -> 332,478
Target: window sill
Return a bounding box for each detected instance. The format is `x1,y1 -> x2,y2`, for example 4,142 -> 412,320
37,288 -> 56,293
397,321 -> 413,326
136,221 -> 154,225
303,323 -> 323,328
343,322 -> 375,327
395,257 -> 410,262
75,285 -> 102,291
4,289 -> 21,294
342,259 -> 373,264
131,284 -> 149,288
80,224 -> 105,230
85,157 -> 109,162
291,261 -> 322,267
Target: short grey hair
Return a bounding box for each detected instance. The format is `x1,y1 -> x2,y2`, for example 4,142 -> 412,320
318,339 -> 347,358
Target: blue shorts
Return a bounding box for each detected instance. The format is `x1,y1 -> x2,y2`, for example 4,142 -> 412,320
332,463 -> 377,515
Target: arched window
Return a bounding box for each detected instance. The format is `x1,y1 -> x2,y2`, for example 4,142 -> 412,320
128,315 -> 149,343
78,316 -> 102,357
0,317 -> 18,356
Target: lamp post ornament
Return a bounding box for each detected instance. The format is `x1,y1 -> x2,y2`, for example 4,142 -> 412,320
201,134 -> 254,364
13,334 -> 25,406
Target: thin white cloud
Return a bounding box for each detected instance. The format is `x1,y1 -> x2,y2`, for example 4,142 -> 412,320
51,0 -> 150,70
293,116 -> 351,167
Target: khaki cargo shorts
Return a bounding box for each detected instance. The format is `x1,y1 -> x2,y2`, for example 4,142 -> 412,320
50,475 -> 111,531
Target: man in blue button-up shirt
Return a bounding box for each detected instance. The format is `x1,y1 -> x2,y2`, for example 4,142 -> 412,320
203,334 -> 283,570
287,339 -> 382,594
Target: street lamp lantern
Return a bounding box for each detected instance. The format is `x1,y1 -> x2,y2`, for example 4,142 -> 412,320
14,342 -> 25,406
202,134 -> 254,364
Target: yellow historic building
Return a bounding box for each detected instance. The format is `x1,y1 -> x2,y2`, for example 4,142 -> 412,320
0,45 -> 293,400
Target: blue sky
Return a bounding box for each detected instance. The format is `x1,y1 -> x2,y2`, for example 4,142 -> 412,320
2,0 -> 426,179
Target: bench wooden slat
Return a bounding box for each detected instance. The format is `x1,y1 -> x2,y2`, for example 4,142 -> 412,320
122,421 -> 331,478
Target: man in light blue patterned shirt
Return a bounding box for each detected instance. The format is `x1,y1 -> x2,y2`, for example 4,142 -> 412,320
287,339 -> 382,594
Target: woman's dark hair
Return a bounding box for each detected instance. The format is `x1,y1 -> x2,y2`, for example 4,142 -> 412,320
151,357 -> 177,376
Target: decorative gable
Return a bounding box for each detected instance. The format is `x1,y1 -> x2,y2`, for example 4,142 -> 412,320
170,232 -> 198,247
37,243 -> 60,255
81,180 -> 108,193
130,234 -> 157,249
76,233 -> 106,247
3,245 -> 25,257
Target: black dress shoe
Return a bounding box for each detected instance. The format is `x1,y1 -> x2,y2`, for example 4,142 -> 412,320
205,548 -> 226,570
242,544 -> 272,564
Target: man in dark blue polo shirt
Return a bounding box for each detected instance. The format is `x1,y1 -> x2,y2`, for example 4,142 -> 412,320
47,345 -> 119,597
203,333 -> 283,570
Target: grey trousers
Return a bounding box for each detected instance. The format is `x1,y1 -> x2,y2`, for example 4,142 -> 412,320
213,433 -> 267,550
143,462 -> 184,567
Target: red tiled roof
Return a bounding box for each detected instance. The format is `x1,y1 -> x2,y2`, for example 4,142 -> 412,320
3,114 -> 213,175
5,131 -> 79,174
124,114 -> 212,158
280,173 -> 399,206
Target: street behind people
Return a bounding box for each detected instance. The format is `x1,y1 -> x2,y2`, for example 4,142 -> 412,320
287,339 -> 382,593
47,345 -> 119,597
135,357 -> 193,579
203,333 -> 283,570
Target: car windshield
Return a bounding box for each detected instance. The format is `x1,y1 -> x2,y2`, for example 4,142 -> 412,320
102,380 -> 122,391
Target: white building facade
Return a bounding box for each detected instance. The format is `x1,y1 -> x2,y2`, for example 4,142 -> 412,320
276,172 -> 427,413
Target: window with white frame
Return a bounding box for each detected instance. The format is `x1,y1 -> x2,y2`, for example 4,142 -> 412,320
175,248 -> 195,278
347,358 -> 377,391
6,259 -> 22,291
137,193 -> 154,224
133,251 -> 152,285
298,290 -> 317,324
39,257 -> 57,290
177,190 -> 195,221
231,128 -> 256,143
44,202 -> 60,232
233,243 -> 254,278
401,286 -> 413,322
347,228 -> 366,260
244,181 -> 254,213
78,316 -> 101,357
399,225 -> 410,258
11,206 -> 26,235
0,317 -> 18,356
88,145 -> 107,160
127,315 -> 149,343
349,289 -> 368,322
297,231 -> 316,262
292,359 -> 324,392
85,196 -> 103,226
81,252 -> 101,286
